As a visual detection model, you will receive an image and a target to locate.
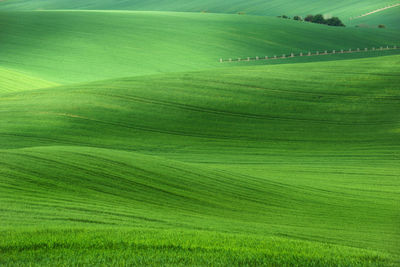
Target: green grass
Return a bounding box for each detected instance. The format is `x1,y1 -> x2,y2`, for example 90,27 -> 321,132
1,228 -> 397,266
1,55 -> 399,265
0,67 -> 58,93
0,0 -> 398,19
0,11 -> 398,84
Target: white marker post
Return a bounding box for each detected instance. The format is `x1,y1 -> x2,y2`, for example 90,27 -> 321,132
332,50 -> 335,54
308,52 -> 311,56
256,56 -> 259,60
220,58 -> 223,63
247,57 -> 250,61
300,52 -> 303,56
291,53 -> 294,57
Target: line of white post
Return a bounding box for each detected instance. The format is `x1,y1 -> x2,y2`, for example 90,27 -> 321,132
221,45 -> 398,62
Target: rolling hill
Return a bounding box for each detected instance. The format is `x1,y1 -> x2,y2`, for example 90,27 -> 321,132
1,55 -> 399,265
0,0 -> 399,265
0,10 -> 398,85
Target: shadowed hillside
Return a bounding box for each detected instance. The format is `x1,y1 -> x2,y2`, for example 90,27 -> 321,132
0,10 -> 398,86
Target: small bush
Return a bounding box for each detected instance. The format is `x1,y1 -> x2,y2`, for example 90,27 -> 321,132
305,15 -> 314,22
378,24 -> 386,28
293,16 -> 303,21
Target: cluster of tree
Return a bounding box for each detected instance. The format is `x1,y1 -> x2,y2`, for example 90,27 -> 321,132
278,14 -> 345,27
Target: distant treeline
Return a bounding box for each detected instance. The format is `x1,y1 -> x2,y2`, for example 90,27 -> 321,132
278,14 -> 345,27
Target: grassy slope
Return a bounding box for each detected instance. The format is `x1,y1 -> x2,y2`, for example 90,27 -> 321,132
349,6 -> 400,29
0,11 -> 398,85
0,67 -> 58,93
1,56 -> 399,265
0,0 -> 398,19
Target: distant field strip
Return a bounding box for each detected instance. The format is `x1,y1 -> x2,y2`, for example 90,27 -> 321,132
220,45 -> 400,62
0,0 -> 398,19
351,3 -> 400,19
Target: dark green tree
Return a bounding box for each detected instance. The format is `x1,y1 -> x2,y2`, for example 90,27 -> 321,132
326,17 -> 345,27
312,14 -> 326,24
304,15 -> 314,22
293,16 -> 303,21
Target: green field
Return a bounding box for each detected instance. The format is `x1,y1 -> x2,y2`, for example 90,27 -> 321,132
0,1 -> 399,266
1,56 -> 400,265
2,0 -> 399,29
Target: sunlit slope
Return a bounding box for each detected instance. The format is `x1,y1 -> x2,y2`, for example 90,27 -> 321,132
349,5 -> 400,29
0,11 -> 398,84
0,146 -> 399,259
0,67 -> 58,93
0,0 -> 398,19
